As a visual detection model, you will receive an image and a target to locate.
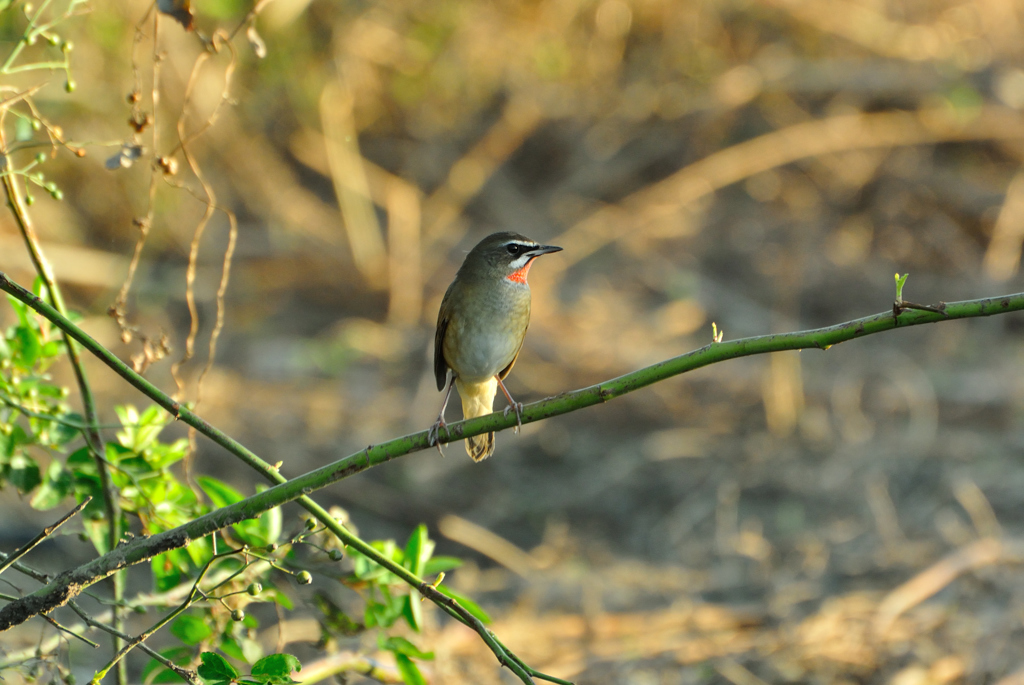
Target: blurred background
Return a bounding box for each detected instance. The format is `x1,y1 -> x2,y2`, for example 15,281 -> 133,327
5,0 -> 1024,682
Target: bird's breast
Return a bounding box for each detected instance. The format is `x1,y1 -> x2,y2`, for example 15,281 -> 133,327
443,283 -> 531,383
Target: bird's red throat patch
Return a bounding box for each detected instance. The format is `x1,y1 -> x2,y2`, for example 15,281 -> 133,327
506,258 -> 535,284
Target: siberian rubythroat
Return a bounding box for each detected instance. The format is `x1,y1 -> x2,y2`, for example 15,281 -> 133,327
431,232 -> 562,460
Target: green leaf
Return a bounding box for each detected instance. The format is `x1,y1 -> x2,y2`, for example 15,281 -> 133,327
184,535 -> 214,567
171,614 -> 212,645
394,654 -> 427,685
31,275 -> 50,301
436,584 -> 491,623
9,453 -> 40,492
132,404 -> 170,451
147,437 -> 189,469
251,653 -> 301,683
67,445 -> 97,476
349,540 -> 403,584
381,636 -> 434,660
895,272 -> 909,300
219,635 -> 246,663
240,636 -> 263,664
0,429 -> 13,460
13,325 -> 40,368
82,517 -> 112,554
198,476 -> 245,507
199,476 -> 277,545
365,586 -> 407,629
402,591 -> 423,632
423,556 -> 462,576
104,441 -> 135,467
40,340 -> 63,358
403,524 -> 434,578
5,294 -> 27,324
49,413 -> 82,447
251,484 -> 281,545
197,652 -> 239,682
30,459 -> 72,510
265,588 -> 294,610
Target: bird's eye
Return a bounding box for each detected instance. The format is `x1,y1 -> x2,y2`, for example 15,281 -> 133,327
507,243 -> 523,255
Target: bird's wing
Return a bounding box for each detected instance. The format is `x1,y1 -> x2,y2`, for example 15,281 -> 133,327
434,285 -> 454,391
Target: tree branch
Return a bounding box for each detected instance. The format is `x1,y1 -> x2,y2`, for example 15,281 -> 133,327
2,269 -> 1023,683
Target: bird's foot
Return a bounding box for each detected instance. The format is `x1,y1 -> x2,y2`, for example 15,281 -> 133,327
427,418 -> 447,456
503,402 -> 524,434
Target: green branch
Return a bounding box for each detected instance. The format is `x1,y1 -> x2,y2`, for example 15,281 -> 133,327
2,269 -> 1023,683
0,271 -> 547,684
2,152 -> 126,683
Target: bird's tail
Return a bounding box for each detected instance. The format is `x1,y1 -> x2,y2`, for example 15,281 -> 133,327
456,377 -> 498,461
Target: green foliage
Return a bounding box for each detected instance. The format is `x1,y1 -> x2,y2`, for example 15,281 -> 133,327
197,651 -> 300,685
895,272 -> 909,301
0,284 -> 461,684
0,282 -> 73,496
197,652 -> 238,684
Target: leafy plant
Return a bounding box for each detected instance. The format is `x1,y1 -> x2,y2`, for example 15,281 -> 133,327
0,276 -> 464,685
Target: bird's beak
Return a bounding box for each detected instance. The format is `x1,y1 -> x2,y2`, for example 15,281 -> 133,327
527,244 -> 563,257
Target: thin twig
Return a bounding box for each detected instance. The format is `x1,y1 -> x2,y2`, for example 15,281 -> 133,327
0,557 -> 269,670
41,613 -> 99,648
0,498 -> 91,577
65,601 -> 200,685
0,593 -> 103,649
90,545 -> 243,683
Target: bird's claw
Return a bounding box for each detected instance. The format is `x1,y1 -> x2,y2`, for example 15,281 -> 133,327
503,402 -> 524,434
427,419 -> 447,456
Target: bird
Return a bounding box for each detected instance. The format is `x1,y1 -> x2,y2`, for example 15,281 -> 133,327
431,232 -> 562,461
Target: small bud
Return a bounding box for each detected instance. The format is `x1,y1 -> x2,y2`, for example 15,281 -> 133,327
61,40 -> 73,52
133,605 -> 147,614
50,189 -> 63,201
247,582 -> 262,596
31,119 -> 41,131
25,194 -> 34,205
231,609 -> 245,622
35,152 -> 46,164
47,33 -> 59,46
64,80 -> 75,93
44,182 -> 56,192
157,156 -> 178,175
328,549 -> 343,561
265,543 -> 278,553
296,571 -> 312,585
304,518 -> 317,531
